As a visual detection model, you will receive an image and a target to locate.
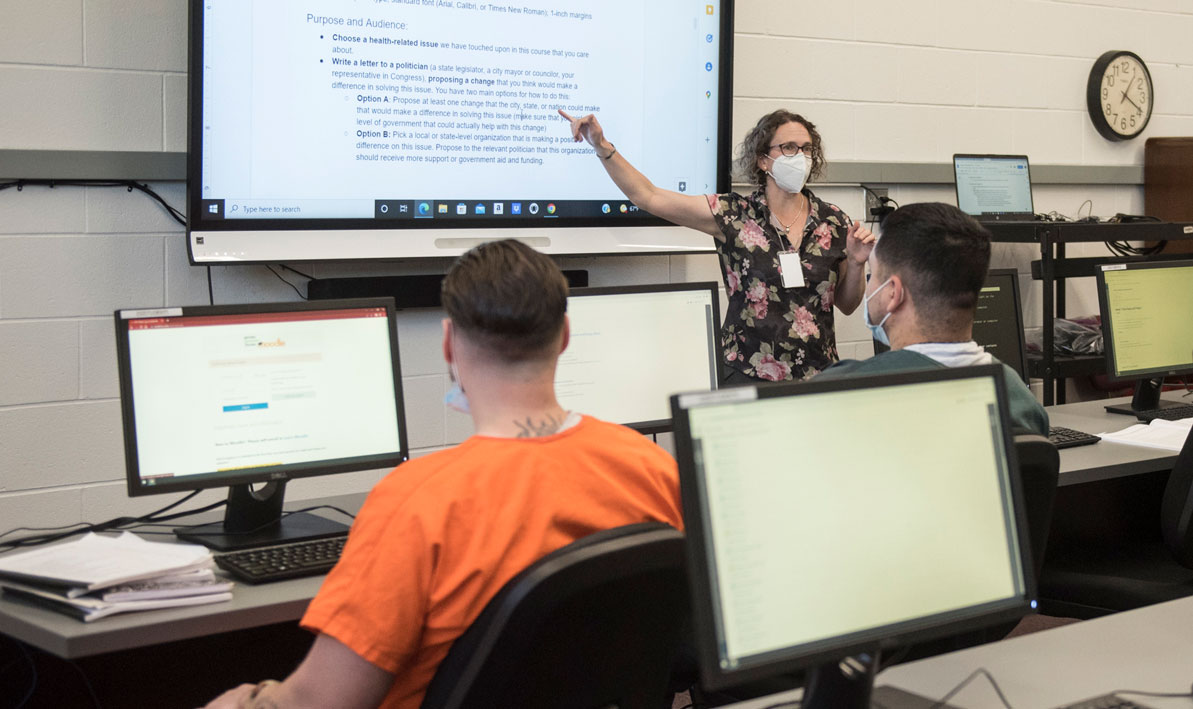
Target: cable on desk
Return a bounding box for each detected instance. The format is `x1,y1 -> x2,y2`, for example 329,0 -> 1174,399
153,504 -> 357,538
1112,684 -> 1193,699
0,491 -> 216,551
929,667 -> 1014,709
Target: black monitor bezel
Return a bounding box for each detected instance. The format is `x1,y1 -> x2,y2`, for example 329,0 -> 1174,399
952,153 -> 1035,218
184,0 -> 737,264
114,297 -> 409,498
978,268 -> 1029,382
671,365 -> 1036,691
1097,259 -> 1193,382
566,281 -> 723,435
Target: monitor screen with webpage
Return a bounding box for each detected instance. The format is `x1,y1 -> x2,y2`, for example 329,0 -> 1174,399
1098,260 -> 1193,415
557,283 -> 720,432
188,0 -> 733,262
671,366 -> 1032,704
953,154 -> 1034,220
114,298 -> 408,550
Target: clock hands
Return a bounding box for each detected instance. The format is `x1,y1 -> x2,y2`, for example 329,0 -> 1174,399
1117,75 -> 1143,114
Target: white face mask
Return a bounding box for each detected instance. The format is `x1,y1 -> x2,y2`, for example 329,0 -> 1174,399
767,153 -> 811,194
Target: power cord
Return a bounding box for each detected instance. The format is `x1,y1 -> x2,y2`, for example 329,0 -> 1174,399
930,667 -> 1013,709
0,177 -> 217,306
265,265 -> 308,300
860,184 -> 898,223
0,491 -> 225,551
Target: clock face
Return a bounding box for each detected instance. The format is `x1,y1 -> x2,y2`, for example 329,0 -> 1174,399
1088,51 -> 1153,141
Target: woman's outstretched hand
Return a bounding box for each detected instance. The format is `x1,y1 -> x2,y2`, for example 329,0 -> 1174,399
558,109 -> 606,150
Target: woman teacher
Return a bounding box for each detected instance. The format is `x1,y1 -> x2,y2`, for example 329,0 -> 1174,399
559,109 -> 876,383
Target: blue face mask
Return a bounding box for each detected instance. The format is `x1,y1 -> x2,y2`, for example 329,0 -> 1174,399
444,362 -> 470,414
863,276 -> 894,347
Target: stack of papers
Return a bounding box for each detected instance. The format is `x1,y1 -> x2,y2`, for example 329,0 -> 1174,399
0,532 -> 232,622
1098,417 -> 1193,452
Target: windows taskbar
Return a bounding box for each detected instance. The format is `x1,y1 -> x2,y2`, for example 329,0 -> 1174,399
197,198 -> 686,220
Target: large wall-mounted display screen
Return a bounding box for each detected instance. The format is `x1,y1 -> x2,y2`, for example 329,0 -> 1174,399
188,0 -> 733,263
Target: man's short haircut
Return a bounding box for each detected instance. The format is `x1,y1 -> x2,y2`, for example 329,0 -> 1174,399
441,239 -> 569,363
874,203 -> 992,324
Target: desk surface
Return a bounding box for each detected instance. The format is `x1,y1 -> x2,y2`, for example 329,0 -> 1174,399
724,595 -> 1193,708
0,494 -> 365,659
1050,396 -> 1180,486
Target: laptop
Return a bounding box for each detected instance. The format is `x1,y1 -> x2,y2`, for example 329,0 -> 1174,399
953,154 -> 1037,222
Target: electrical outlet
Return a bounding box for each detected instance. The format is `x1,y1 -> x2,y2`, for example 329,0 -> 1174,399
864,187 -> 888,217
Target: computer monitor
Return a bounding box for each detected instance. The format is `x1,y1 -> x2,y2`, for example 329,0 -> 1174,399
871,270 -> 1029,382
671,366 -> 1033,706
114,298 -> 408,550
953,154 -> 1035,221
557,283 -> 721,433
1097,260 -> 1193,416
973,269 -> 1028,381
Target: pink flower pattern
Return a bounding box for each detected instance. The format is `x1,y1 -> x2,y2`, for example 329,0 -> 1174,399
708,189 -> 850,381
790,305 -> 820,340
739,219 -> 768,251
752,353 -> 792,382
725,267 -> 741,295
814,223 -> 833,251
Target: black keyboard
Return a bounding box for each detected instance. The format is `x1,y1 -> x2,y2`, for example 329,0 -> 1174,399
1136,404 -> 1193,422
215,536 -> 347,584
1055,693 -> 1156,709
1048,426 -> 1101,449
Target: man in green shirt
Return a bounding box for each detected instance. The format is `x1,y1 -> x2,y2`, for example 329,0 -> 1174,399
817,202 -> 1048,436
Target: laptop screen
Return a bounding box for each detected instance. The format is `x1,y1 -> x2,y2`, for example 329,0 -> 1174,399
954,155 -> 1034,218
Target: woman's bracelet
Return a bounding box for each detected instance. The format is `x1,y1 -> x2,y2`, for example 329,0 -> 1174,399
599,144 -> 617,161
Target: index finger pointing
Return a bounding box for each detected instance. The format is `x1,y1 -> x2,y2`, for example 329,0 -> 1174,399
557,109 -> 575,122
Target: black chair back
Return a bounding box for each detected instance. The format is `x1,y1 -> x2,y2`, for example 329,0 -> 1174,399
1161,425 -> 1193,568
420,522 -> 687,709
1014,433 -> 1060,579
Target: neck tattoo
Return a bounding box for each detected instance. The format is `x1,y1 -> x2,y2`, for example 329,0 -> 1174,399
514,412 -> 563,438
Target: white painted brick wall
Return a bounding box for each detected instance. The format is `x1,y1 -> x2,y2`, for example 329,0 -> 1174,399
1,0 -> 1191,529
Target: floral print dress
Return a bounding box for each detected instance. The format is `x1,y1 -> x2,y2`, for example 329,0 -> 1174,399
706,188 -> 850,381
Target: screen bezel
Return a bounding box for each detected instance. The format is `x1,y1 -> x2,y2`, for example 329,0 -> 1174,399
952,153 -> 1035,218
184,0 -> 736,264
114,297 -> 409,497
670,365 -> 1035,691
1097,259 -> 1193,382
565,281 -> 723,434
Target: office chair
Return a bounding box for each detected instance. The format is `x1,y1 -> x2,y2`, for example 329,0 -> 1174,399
1040,425 -> 1193,618
419,522 -> 688,709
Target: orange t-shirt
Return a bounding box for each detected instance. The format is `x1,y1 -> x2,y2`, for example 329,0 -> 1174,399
300,415 -> 683,709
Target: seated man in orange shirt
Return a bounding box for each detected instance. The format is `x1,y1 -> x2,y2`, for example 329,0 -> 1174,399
204,239 -> 683,709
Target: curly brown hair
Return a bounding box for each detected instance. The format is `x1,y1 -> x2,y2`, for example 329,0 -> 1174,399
733,110 -> 825,188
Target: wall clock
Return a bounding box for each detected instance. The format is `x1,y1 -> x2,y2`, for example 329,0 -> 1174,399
1087,50 -> 1153,141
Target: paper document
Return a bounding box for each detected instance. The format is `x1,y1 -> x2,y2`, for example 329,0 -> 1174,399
2,583 -> 232,622
0,532 -> 214,591
1098,417 -> 1193,452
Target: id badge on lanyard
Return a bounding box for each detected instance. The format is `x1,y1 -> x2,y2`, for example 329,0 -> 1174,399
779,251 -> 805,289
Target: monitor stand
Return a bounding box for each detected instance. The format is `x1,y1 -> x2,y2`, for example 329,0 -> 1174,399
800,656 -> 958,709
1104,377 -> 1187,417
174,481 -> 349,552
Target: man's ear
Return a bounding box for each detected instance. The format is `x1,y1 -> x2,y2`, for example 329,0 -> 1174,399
887,274 -> 908,312
559,315 -> 570,354
442,319 -> 453,365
